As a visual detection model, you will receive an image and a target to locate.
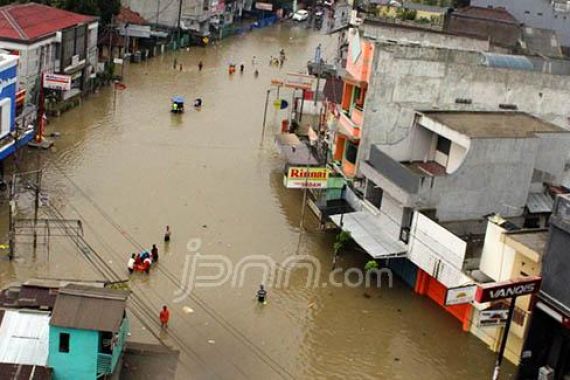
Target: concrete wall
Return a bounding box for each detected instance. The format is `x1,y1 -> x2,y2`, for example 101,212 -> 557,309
479,220 -> 515,281
49,326 -> 98,380
446,13 -> 521,48
358,43 -> 570,182
361,22 -> 494,52
447,142 -> 466,174
421,137 -> 539,221
122,0 -> 205,27
472,0 -> 570,47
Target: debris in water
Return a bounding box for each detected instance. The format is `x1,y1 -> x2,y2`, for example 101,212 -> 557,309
182,306 -> 194,314
208,339 -> 215,344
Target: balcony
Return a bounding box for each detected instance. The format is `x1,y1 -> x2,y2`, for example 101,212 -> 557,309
337,106 -> 362,140
97,353 -> 112,376
363,145 -> 424,196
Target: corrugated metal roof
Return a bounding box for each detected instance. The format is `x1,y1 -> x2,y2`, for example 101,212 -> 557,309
0,363 -> 51,379
482,53 -> 534,71
50,284 -> 128,333
527,193 -> 554,214
0,310 -> 50,366
330,211 -> 407,258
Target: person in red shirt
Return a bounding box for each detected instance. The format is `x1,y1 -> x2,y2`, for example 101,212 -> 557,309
160,305 -> 170,329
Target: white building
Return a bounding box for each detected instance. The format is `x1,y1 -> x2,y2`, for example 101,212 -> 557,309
0,3 -> 98,104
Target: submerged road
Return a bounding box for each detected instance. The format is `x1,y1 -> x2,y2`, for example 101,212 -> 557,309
0,23 -> 516,379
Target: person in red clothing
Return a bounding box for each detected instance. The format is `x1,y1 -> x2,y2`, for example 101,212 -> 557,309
160,305 -> 170,329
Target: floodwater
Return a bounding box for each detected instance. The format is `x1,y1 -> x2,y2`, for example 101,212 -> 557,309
0,23 -> 516,379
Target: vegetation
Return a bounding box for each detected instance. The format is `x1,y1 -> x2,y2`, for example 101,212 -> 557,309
333,230 -> 352,256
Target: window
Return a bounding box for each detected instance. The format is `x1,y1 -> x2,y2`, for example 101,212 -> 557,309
436,135 -> 451,155
365,179 -> 383,209
59,333 -> 70,353
344,141 -> 358,164
537,12 -> 543,16
0,98 -> 11,138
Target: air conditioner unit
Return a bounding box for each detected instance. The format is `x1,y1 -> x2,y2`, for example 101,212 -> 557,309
538,366 -> 554,380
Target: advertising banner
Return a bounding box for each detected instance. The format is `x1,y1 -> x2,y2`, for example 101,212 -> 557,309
284,167 -> 328,189
43,73 -> 71,91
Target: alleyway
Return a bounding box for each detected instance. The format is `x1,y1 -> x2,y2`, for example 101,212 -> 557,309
0,23 -> 516,379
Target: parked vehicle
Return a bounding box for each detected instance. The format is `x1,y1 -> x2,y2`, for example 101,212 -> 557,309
292,9 -> 309,21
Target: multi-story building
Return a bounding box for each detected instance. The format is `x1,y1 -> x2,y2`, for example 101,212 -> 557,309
0,3 -> 98,106
471,0 -> 570,52
471,215 -> 548,365
518,194 -> 570,380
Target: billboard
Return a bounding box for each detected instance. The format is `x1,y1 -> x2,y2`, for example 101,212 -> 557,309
478,308 -> 509,327
475,276 -> 542,303
43,73 -> 71,91
445,284 -> 477,306
284,167 -> 328,189
255,2 -> 273,11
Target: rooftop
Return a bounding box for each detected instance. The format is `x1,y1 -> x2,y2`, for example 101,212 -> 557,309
403,0 -> 448,13
50,284 -> 129,333
0,309 -> 50,366
420,111 -> 567,138
451,6 -> 519,24
505,230 -> 549,260
0,363 -> 51,379
0,3 -> 96,43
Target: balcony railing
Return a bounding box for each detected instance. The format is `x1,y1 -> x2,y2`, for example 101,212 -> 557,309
97,353 -> 112,376
338,108 -> 361,140
366,145 -> 423,194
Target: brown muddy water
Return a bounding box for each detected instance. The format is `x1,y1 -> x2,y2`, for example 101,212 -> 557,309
0,23 -> 516,380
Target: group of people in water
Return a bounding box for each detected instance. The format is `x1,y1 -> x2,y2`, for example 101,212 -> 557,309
127,226 -> 171,274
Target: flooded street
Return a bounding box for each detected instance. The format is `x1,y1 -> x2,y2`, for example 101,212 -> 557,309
0,23 -> 515,379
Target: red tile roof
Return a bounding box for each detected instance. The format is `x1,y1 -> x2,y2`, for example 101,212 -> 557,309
0,3 -> 96,43
454,6 -> 519,24
117,6 -> 147,25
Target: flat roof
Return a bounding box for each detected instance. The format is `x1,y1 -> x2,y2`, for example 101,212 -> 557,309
420,111 -> 567,138
505,230 -> 549,257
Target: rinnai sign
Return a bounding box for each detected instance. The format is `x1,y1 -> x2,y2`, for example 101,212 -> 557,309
475,276 -> 542,303
284,167 -> 328,189
43,73 -> 71,91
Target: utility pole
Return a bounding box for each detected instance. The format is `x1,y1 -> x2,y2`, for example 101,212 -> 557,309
156,0 -> 161,25
492,297 -> 517,380
121,23 -> 129,79
177,0 -> 183,49
260,88 -> 271,144
33,170 -> 42,249
314,43 -> 322,107
8,175 -> 15,260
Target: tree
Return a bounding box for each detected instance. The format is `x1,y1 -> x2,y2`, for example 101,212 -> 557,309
332,230 -> 351,269
452,0 -> 470,8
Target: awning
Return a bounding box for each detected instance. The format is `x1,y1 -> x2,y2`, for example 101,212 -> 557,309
275,134 -> 320,166
331,211 -> 407,258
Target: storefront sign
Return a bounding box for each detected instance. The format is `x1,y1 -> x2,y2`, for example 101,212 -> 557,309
255,2 -> 273,11
479,308 -> 509,327
445,284 -> 477,306
475,276 -> 542,303
284,167 -> 328,189
43,73 -> 71,91
273,99 -> 288,110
